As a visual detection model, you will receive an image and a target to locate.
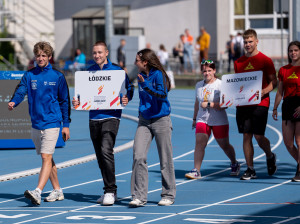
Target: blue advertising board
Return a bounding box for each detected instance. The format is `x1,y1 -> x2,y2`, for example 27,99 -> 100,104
0,71 -> 65,149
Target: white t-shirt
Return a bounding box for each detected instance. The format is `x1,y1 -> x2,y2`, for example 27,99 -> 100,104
232,35 -> 244,53
157,50 -> 169,65
195,79 -> 228,126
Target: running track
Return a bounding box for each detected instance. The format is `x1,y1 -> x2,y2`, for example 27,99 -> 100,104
0,89 -> 299,224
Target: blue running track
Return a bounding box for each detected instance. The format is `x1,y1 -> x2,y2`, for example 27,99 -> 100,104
0,89 -> 300,224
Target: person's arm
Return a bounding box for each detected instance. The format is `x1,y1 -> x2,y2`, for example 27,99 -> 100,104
58,74 -> 71,141
138,71 -> 168,99
57,74 -> 71,128
231,41 -> 235,57
200,101 -> 220,110
117,47 -> 121,63
262,61 -> 277,97
125,73 -> 134,101
192,98 -> 199,129
9,73 -> 29,107
206,34 -> 211,50
272,80 -> 283,121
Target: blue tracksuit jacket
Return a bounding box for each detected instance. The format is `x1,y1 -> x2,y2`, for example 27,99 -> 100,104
10,63 -> 71,130
138,68 -> 171,119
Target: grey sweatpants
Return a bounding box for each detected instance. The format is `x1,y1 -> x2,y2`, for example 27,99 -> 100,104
131,115 -> 176,203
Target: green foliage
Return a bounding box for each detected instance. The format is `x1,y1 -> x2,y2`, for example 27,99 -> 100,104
0,31 -> 16,64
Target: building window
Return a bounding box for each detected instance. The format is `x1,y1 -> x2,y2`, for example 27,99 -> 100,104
233,0 -> 289,32
72,6 -> 130,60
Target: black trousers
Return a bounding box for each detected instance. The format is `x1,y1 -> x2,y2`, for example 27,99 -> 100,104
89,118 -> 120,194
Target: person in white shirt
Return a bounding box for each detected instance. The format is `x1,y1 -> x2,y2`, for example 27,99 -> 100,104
185,60 -> 240,179
157,44 -> 169,69
231,32 -> 244,61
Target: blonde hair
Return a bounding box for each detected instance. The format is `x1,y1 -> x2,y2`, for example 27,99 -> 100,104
33,42 -> 53,57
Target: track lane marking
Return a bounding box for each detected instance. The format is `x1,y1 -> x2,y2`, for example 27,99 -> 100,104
3,112 -> 283,224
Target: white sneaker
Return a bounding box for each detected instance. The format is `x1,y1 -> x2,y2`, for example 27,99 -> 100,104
158,198 -> 174,206
44,189 -> 64,202
24,189 -> 41,205
129,198 -> 146,207
96,193 -> 117,206
185,168 -> 201,179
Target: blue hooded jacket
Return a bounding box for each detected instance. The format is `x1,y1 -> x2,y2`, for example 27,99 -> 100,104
10,63 -> 71,130
87,59 -> 134,120
138,68 -> 171,119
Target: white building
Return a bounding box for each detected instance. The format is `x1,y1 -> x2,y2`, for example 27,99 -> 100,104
1,0 -> 54,66
2,0 -> 300,71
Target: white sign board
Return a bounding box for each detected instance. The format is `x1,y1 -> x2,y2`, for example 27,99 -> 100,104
74,70 -> 126,110
220,71 -> 263,107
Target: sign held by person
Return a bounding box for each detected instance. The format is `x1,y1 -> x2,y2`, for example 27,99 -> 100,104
220,71 -> 262,107
75,70 -> 126,110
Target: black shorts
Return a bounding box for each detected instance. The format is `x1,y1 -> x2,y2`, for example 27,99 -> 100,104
236,106 -> 269,135
282,96 -> 300,122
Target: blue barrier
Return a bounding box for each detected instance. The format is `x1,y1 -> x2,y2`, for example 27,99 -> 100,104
0,71 -> 65,149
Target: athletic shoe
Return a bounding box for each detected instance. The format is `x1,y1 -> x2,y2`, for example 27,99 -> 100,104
158,198 -> 174,206
24,189 -> 41,205
129,198 -> 146,207
185,168 -> 201,179
44,189 -> 64,202
230,162 -> 240,176
240,168 -> 257,180
292,165 -> 300,182
267,153 -> 277,176
96,193 -> 117,205
292,172 -> 300,182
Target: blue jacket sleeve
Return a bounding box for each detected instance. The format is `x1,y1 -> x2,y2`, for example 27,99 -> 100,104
10,73 -> 28,106
58,74 -> 71,127
125,74 -> 134,101
139,71 -> 167,99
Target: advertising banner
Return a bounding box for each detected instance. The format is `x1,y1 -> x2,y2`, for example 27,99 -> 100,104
0,71 -> 65,148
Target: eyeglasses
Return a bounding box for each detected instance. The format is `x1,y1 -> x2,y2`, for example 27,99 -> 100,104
201,60 -> 214,65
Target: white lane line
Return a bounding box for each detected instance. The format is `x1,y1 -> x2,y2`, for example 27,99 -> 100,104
8,112 -> 283,224
136,113 -> 284,224
11,115 -> 214,224
273,215 -> 300,224
138,180 -> 291,224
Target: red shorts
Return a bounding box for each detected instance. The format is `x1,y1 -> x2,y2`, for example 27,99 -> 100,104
195,122 -> 229,139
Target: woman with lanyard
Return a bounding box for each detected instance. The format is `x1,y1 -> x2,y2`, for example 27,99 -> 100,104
185,60 -> 240,179
129,49 -> 176,207
272,41 -> 300,182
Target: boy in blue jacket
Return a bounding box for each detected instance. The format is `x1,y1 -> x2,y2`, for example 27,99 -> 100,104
8,42 -> 71,205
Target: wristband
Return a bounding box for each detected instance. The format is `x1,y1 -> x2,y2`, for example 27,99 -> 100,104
193,119 -> 196,121
273,108 -> 277,111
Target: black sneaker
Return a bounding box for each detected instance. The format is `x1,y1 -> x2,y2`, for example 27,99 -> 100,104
230,162 -> 240,176
240,168 -> 257,180
292,172 -> 300,182
292,165 -> 300,182
267,153 -> 277,176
